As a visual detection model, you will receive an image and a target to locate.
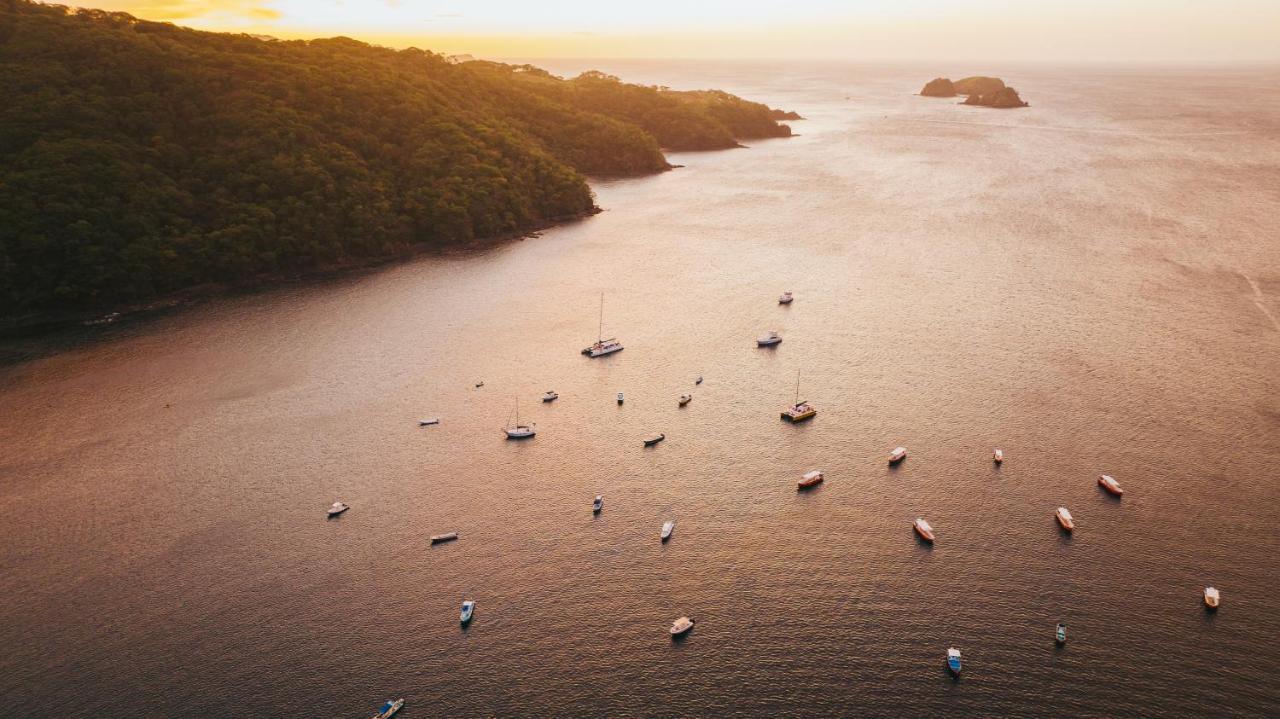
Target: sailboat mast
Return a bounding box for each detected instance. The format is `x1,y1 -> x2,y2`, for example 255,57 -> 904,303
795,370 -> 801,405
598,292 -> 604,343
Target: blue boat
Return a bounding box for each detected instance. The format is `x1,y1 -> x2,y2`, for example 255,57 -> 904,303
947,647 -> 962,676
460,600 -> 476,625
1056,623 -> 1067,645
370,698 -> 403,719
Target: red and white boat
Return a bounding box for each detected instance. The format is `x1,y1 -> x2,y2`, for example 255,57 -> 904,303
913,518 -> 935,542
1055,507 -> 1075,532
798,470 -> 824,489
1098,475 -> 1123,496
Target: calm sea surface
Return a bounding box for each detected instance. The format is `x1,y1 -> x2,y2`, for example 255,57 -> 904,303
3,61 -> 1280,718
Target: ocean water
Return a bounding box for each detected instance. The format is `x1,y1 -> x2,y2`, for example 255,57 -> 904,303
2,61 -> 1279,717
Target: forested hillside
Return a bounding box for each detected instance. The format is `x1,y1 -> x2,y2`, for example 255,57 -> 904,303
0,0 -> 794,316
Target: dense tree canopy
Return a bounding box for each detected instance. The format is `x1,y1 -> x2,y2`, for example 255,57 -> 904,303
0,0 -> 794,316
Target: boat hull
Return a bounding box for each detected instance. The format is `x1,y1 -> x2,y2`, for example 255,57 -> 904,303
914,524 -> 935,542
1098,476 -> 1123,496
643,435 -> 665,446
430,533 -> 459,544
1056,512 -> 1074,532
781,409 -> 816,422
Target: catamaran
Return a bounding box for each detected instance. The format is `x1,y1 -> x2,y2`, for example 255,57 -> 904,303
781,371 -> 817,422
582,293 -> 624,357
504,397 -> 535,439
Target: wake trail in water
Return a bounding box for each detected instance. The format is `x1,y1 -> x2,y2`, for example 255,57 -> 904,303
1241,273 -> 1280,334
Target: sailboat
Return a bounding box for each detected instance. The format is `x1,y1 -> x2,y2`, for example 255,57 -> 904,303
581,293 -> 624,357
780,370 -> 816,422
503,397 -> 536,439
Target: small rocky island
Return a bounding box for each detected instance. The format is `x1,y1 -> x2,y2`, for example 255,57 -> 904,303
918,75 -> 1028,108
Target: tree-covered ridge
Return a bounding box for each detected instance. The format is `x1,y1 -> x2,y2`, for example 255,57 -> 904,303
0,0 -> 795,316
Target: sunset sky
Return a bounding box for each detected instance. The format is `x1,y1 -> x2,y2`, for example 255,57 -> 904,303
66,0 -> 1280,61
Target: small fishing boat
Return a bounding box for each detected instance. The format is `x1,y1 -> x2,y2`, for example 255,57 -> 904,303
418,417 -> 440,426
1055,623 -> 1067,645
993,448 -> 1004,464
1204,586 -> 1220,609
798,470 -> 824,489
504,396 -> 536,439
430,532 -> 459,544
889,447 -> 907,464
460,600 -> 476,624
370,698 -> 404,719
913,518 -> 935,542
475,381 -> 484,388
678,394 -> 692,407
1098,474 -> 1123,496
542,390 -> 559,402
696,376 -> 703,385
757,330 -> 783,347
670,616 -> 695,637
593,495 -> 603,513
327,501 -> 349,517
661,520 -> 675,541
779,291 -> 793,304
643,433 -> 666,446
582,294 -> 624,357
947,648 -> 962,676
617,392 -> 624,405
1055,507 -> 1075,532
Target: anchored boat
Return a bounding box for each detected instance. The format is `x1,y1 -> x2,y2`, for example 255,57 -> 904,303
778,291 -> 793,304
1204,586 -> 1220,609
678,394 -> 692,407
947,648 -> 962,676
504,397 -> 536,439
542,390 -> 558,402
593,495 -> 603,513
430,532 -> 459,544
582,293 -> 624,357
643,433 -> 666,447
670,616 -> 695,637
1056,623 -> 1067,645
993,448 -> 1004,464
1098,475 -> 1123,496
781,371 -> 817,422
370,698 -> 404,719
757,330 -> 783,347
889,446 -> 907,464
460,600 -> 476,624
661,520 -> 675,542
798,470 -> 824,489
914,518 -> 935,543
1055,507 -> 1075,532
327,501 -> 349,517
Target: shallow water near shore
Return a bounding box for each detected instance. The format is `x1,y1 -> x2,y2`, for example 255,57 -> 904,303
2,61 -> 1280,717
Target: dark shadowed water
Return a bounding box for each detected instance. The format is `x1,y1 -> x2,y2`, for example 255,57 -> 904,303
2,62 -> 1280,718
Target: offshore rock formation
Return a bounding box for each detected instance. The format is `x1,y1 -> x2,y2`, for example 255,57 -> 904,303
962,87 -> 1030,108
953,76 -> 1006,96
920,78 -> 957,97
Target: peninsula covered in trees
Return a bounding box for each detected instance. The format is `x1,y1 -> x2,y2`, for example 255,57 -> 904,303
0,1 -> 796,319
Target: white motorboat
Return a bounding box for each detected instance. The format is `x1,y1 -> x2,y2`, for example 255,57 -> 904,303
418,417 -> 440,426
889,447 -> 907,464
1055,507 -> 1075,532
1204,586 -> 1220,609
947,648 -> 962,676
913,518 -> 935,542
327,501 -> 349,517
1098,475 -> 1123,496
593,495 -> 603,513
370,698 -> 404,719
757,330 -> 782,347
661,520 -> 675,541
778,291 -> 793,304
993,448 -> 1003,464
542,391 -> 559,402
460,600 -> 476,624
670,616 -> 695,637
504,396 -> 536,439
798,470 -> 824,489
617,392 -> 624,405
582,293 -> 624,357
678,394 -> 692,407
